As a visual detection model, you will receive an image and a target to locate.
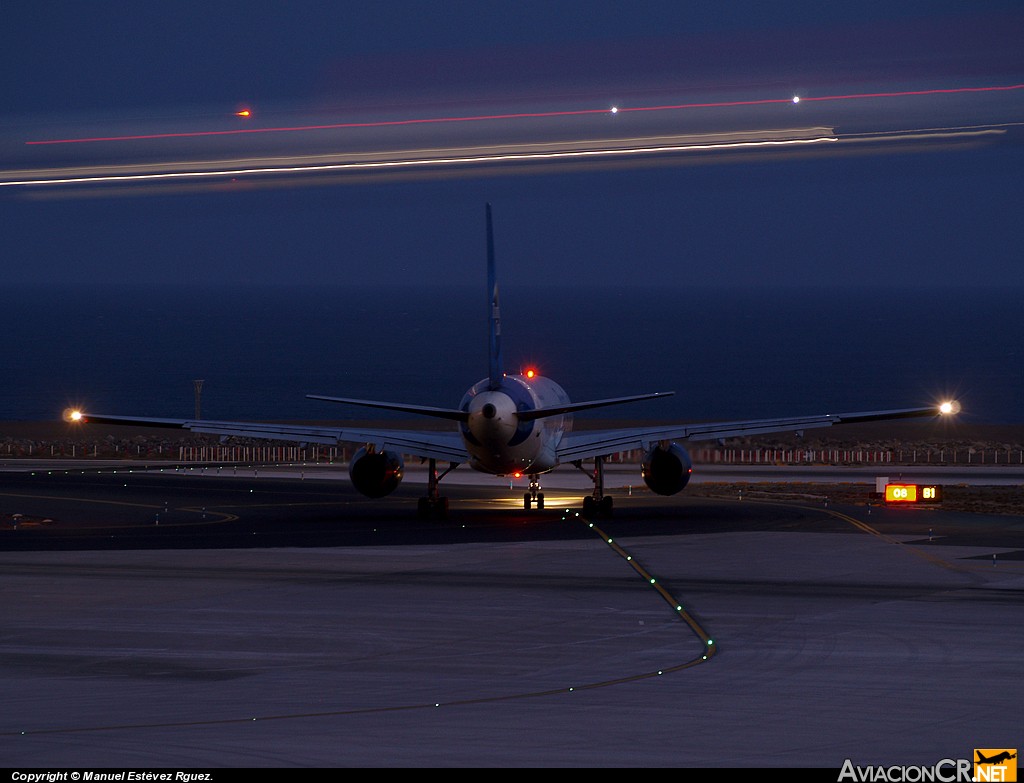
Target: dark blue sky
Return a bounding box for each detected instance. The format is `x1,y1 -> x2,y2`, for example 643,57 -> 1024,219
2,2 -> 1022,289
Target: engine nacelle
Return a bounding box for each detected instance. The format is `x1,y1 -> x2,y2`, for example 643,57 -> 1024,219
641,442 -> 693,496
348,447 -> 404,498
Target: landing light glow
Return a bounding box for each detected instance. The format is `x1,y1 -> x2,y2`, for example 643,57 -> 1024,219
939,400 -> 961,415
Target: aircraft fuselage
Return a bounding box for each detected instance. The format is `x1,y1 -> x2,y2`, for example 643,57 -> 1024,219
460,373 -> 571,475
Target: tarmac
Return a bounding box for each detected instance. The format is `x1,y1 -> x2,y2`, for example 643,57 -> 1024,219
1,462 -> 1022,769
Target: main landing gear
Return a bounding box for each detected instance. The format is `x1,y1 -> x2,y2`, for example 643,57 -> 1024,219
573,455 -> 614,517
418,458 -> 457,519
523,474 -> 545,510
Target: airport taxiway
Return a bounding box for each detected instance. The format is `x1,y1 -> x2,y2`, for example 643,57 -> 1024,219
1,463 -> 1022,768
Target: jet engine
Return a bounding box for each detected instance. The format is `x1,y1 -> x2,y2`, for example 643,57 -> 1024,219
641,442 -> 693,496
348,447 -> 404,498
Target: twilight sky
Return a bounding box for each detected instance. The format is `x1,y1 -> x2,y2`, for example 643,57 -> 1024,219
2,2 -> 1022,290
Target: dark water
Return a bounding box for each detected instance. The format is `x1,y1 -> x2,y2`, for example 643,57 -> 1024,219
3,284 -> 1021,424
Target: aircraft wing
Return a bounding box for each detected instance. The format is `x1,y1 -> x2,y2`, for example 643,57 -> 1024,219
70,413 -> 469,463
556,406 -> 946,463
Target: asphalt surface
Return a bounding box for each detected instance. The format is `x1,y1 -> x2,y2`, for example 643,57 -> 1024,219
2,464 -> 1022,768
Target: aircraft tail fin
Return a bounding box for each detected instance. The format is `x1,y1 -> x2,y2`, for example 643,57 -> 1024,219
486,203 -> 504,391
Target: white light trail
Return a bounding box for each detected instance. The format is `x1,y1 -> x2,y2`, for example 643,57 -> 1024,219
2,130 -> 837,189
1,123 -> 1012,193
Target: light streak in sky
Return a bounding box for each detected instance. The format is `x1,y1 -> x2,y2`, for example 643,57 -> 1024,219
22,84 -> 1024,146
2,122 -> 1015,191
1,130 -> 841,188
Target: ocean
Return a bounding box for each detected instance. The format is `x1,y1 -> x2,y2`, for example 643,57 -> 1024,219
3,284 -> 1021,425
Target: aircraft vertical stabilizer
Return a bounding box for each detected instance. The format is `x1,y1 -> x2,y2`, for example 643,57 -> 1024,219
486,203 -> 504,391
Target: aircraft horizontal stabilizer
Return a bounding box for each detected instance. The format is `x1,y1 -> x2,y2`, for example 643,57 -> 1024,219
306,394 -> 469,422
518,391 -> 675,421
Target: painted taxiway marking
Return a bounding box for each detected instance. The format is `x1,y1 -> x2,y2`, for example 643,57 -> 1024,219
0,491 -> 238,526
577,510 -> 717,666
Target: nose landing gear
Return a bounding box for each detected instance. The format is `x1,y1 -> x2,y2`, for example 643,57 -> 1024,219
523,474 -> 545,510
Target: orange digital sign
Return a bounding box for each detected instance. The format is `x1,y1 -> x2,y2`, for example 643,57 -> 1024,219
884,484 -> 943,504
886,484 -> 918,503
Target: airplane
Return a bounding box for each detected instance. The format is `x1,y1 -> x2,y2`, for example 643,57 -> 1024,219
64,204 -> 960,518
977,752 -> 1017,765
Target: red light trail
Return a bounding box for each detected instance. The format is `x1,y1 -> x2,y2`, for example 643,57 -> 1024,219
23,84 -> 1024,146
